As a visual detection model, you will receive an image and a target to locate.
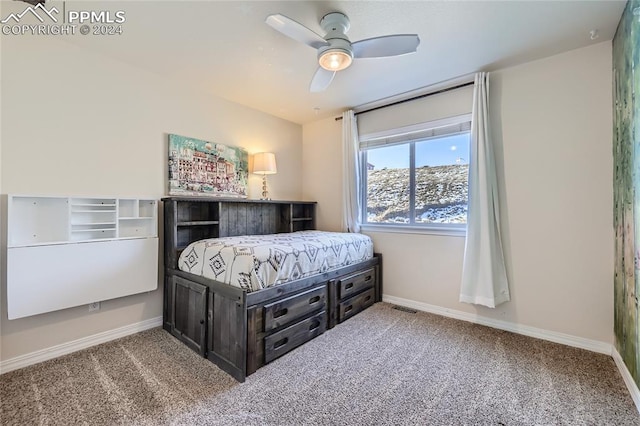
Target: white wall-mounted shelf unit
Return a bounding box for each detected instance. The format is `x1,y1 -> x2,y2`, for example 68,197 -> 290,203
7,195 -> 159,319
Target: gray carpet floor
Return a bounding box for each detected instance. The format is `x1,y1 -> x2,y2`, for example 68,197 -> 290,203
1,302 -> 638,425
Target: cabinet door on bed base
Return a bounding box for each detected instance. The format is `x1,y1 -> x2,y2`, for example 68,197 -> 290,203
207,291 -> 247,382
169,275 -> 207,357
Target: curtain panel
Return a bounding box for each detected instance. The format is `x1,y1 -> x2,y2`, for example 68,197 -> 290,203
459,72 -> 510,308
342,110 -> 361,233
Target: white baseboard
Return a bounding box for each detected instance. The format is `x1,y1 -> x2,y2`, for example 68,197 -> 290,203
612,348 -> 640,413
0,316 -> 163,375
382,295 -> 612,354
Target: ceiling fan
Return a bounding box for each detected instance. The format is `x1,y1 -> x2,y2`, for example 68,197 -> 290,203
265,12 -> 420,92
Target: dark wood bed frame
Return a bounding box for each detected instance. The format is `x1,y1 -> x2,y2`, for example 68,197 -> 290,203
162,197 -> 382,382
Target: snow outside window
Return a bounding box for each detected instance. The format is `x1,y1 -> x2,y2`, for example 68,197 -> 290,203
361,119 -> 470,231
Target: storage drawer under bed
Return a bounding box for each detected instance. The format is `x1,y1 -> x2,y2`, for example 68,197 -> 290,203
337,267 -> 376,299
264,310 -> 327,363
339,287 -> 375,323
263,285 -> 327,332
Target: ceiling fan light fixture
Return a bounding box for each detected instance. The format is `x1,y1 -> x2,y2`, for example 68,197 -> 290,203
266,12 -> 420,92
318,48 -> 353,71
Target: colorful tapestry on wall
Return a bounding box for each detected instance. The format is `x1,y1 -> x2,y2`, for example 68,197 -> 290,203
613,0 -> 640,388
168,134 -> 249,198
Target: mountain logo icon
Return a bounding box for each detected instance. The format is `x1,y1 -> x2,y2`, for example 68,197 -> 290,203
1,3 -> 59,24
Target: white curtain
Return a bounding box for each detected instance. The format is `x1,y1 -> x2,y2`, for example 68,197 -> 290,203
342,110 -> 361,233
460,73 -> 510,308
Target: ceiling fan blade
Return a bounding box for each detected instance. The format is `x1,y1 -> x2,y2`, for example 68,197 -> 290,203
310,67 -> 336,92
265,14 -> 329,49
352,34 -> 420,58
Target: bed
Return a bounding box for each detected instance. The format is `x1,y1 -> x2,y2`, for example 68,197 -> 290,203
162,197 -> 382,382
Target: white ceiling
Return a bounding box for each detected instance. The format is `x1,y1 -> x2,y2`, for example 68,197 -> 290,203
57,0 -> 625,124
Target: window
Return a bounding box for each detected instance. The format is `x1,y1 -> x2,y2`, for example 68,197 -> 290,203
361,116 -> 471,231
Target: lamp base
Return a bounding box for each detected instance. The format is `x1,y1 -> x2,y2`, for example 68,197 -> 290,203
260,175 -> 270,200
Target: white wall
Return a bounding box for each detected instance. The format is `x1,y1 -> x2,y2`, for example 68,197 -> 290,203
0,35 -> 302,361
302,41 -> 614,344
302,116 -> 343,232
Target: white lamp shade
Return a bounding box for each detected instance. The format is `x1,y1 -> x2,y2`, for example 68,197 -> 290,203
253,152 -> 277,175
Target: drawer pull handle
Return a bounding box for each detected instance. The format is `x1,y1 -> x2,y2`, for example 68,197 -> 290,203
309,320 -> 320,331
200,319 -> 205,324
345,305 -> 353,313
308,295 -> 321,305
364,275 -> 372,282
345,283 -> 354,290
273,308 -> 288,319
365,295 -> 371,302
274,337 -> 288,349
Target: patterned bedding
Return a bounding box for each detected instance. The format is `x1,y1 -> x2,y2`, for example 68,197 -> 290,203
178,231 -> 374,292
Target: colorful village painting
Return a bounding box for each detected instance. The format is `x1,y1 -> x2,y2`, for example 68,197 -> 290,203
168,134 -> 248,198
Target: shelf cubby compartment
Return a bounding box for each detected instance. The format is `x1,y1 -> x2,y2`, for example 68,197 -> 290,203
119,218 -> 156,238
69,229 -> 117,242
8,196 -> 70,246
71,198 -> 116,209
71,212 -> 117,219
177,225 -> 219,250
139,200 -> 156,218
118,199 -> 137,218
70,198 -> 117,238
292,221 -> 314,232
177,201 -> 219,223
292,203 -> 314,220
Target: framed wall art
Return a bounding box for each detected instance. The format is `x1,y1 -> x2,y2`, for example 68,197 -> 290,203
168,134 -> 248,198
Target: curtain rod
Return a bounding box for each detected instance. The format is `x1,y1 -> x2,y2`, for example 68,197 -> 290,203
334,80 -> 474,121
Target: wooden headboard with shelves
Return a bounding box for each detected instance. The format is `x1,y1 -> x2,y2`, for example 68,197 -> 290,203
162,197 -> 316,269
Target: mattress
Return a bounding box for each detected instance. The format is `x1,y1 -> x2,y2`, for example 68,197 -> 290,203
178,231 -> 374,292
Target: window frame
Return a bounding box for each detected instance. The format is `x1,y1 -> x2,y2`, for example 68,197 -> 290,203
359,114 -> 471,237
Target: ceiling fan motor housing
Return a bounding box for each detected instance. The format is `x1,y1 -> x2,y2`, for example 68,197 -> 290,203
320,12 -> 351,34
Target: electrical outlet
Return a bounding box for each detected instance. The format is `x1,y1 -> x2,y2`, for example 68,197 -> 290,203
88,302 -> 100,312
